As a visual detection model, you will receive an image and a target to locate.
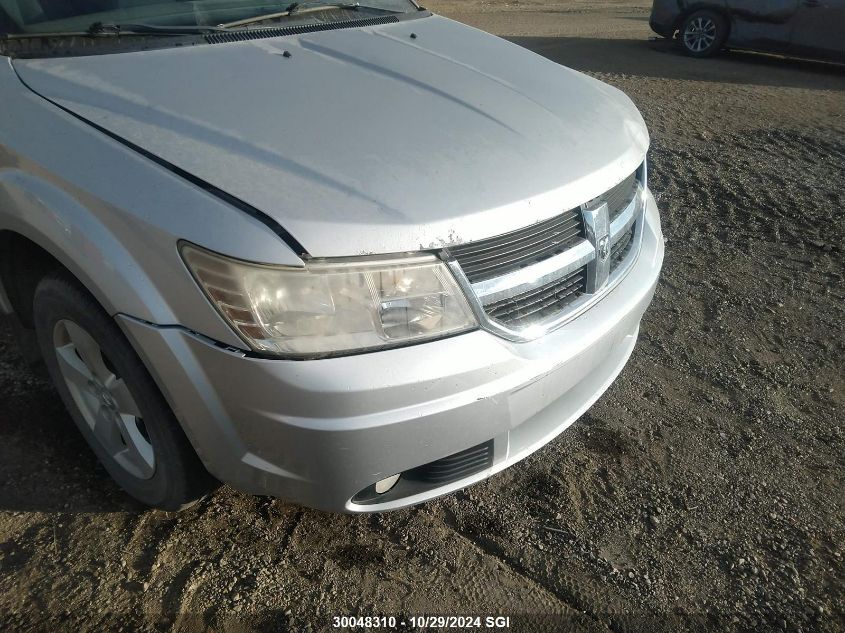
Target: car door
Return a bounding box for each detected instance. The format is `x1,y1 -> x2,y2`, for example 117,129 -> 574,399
725,0 -> 800,53
789,0 -> 845,61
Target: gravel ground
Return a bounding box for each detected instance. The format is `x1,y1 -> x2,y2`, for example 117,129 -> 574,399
1,2 -> 844,632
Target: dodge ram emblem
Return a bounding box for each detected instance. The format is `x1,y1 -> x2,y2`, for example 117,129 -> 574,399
597,235 -> 610,261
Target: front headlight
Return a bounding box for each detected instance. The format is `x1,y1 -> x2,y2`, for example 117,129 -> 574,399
181,244 -> 478,357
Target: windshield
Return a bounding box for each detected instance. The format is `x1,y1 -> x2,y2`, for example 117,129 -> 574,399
0,0 -> 418,35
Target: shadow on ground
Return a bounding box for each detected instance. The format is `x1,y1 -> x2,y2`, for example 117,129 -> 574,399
0,330 -> 143,514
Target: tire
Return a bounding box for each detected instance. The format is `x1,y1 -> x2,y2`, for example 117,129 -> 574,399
679,10 -> 728,58
33,270 -> 216,510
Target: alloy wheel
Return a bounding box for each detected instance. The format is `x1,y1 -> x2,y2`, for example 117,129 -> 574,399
52,319 -> 155,480
683,16 -> 717,54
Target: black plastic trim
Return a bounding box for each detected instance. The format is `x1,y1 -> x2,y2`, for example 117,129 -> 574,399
1,11 -> 432,59
204,15 -> 401,44
351,439 -> 494,505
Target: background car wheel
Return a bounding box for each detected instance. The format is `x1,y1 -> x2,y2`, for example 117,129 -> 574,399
680,10 -> 727,58
33,270 -> 217,510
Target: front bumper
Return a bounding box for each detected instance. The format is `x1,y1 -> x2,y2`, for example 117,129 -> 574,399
649,0 -> 679,38
120,192 -> 664,513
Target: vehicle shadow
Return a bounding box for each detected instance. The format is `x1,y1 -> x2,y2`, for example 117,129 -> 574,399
0,325 -> 145,514
506,35 -> 845,92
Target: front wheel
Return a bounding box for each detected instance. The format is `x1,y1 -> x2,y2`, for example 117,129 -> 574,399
33,271 -> 216,510
680,10 -> 728,58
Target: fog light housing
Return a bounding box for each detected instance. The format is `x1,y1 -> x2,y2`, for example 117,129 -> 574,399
374,474 -> 401,494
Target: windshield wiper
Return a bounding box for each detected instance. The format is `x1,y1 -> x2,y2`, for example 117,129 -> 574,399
1,22 -> 225,40
221,2 -> 391,29
87,22 -> 227,36
289,2 -> 364,15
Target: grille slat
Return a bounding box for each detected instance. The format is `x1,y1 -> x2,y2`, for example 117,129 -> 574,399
407,441 -> 493,484
610,226 -> 635,272
455,219 -> 582,270
491,281 -> 584,323
449,166 -> 641,332
452,214 -> 582,262
487,271 -> 585,320
588,172 -> 638,223
458,226 -> 584,280
449,209 -> 585,283
486,270 -> 587,325
424,453 -> 490,469
608,173 -> 638,222
423,458 -> 490,475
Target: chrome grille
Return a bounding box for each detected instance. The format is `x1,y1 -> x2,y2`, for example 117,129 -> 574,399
484,267 -> 587,327
590,171 -> 639,223
447,208 -> 584,283
445,162 -> 646,341
610,225 -> 635,272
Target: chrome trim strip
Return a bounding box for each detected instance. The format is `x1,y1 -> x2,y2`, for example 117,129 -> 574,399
446,258 -> 499,330
609,194 -> 638,239
471,239 -> 595,305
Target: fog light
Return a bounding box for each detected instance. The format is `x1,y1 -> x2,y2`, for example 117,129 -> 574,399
374,474 -> 400,494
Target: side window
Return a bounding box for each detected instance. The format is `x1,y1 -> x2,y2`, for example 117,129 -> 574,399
0,5 -> 19,33
726,0 -> 798,20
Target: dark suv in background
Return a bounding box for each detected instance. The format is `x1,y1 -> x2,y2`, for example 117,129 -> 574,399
650,0 -> 845,61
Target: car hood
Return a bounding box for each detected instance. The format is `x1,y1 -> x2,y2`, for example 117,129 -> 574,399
13,14 -> 649,258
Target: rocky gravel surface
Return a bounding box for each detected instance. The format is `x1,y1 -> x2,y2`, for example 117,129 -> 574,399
1,1 -> 843,632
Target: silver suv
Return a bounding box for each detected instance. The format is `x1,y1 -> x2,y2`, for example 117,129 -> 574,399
0,0 -> 663,512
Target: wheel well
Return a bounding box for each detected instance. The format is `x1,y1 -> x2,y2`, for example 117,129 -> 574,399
0,231 -> 64,329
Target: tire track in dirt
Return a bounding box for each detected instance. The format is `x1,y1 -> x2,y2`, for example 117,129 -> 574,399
436,508 -> 615,632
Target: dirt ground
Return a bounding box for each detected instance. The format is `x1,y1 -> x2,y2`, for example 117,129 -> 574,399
1,1 -> 844,632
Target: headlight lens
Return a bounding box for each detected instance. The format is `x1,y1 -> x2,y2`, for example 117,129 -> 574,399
181,245 -> 477,357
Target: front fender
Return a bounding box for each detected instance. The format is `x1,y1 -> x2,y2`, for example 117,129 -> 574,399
0,169 -> 165,318
0,57 -> 301,349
